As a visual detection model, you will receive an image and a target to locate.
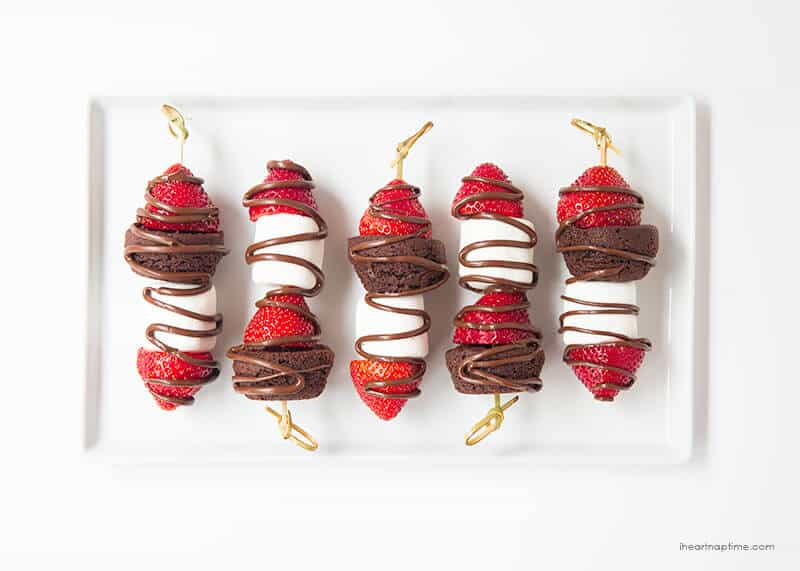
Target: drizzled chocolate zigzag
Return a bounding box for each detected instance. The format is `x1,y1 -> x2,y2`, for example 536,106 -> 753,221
124,170 -> 228,407
453,176 -> 539,293
227,161 -> 333,401
556,185 -> 654,395
347,181 -> 449,399
449,176 -> 543,394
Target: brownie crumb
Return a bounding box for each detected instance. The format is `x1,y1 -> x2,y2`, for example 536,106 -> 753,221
445,343 -> 544,395
558,224 -> 658,282
347,236 -> 447,294
125,227 -> 227,276
228,344 -> 334,401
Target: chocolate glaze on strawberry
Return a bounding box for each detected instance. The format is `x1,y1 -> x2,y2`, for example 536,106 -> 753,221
348,181 -> 449,401
446,167 -> 544,394
556,179 -> 658,400
227,160 -> 334,400
139,169 -> 219,230
124,167 -> 229,408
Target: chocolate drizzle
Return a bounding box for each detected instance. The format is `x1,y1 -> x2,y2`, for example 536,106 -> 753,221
555,185 -> 654,397
137,171 -> 217,226
227,160 -> 332,400
453,176 -> 539,293
123,170 -> 228,407
243,160 -> 325,298
348,181 -> 449,398
450,176 -> 543,393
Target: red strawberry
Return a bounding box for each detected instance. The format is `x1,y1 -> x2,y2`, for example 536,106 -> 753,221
143,163 -> 219,233
557,165 -> 640,228
358,180 -> 431,238
249,162 -> 318,221
573,165 -> 630,189
452,163 -> 523,217
244,294 -> 315,347
349,359 -> 421,420
136,348 -> 214,410
453,291 -> 533,345
565,344 -> 645,402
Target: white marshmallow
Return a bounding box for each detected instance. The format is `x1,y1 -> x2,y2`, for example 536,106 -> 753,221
355,294 -> 428,359
251,213 -> 325,290
143,282 -> 218,352
459,217 -> 535,287
562,281 -> 638,346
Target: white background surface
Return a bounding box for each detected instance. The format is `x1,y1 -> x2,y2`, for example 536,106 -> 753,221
1,1 -> 797,570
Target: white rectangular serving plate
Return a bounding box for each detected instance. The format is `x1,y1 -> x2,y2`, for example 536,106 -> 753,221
84,95 -> 695,464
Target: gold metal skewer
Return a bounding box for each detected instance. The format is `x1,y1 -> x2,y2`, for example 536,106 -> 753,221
390,121 -> 433,179
265,401 -> 318,452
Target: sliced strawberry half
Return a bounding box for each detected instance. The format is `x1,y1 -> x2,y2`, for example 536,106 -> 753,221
565,344 -> 645,402
557,165 -> 640,228
244,294 -> 315,347
349,359 -> 422,420
136,348 -> 214,410
249,162 -> 318,221
453,291 -> 533,345
358,180 -> 431,238
143,163 -> 219,233
452,163 -> 523,217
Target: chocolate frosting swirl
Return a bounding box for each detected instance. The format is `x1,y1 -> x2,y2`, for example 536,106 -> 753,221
555,185 -> 654,397
348,181 -> 449,398
227,160 -> 331,400
124,169 -> 228,406
449,176 -> 543,393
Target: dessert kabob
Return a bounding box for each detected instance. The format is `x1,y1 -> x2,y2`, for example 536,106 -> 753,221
347,122 -> 449,420
445,164 -> 544,446
556,119 -> 659,401
123,105 -> 229,410
227,159 -> 334,451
